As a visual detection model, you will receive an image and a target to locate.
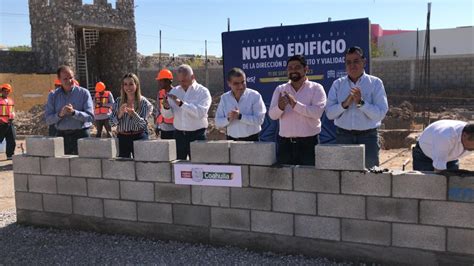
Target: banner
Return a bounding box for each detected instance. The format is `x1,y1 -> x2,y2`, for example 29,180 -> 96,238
174,163 -> 242,187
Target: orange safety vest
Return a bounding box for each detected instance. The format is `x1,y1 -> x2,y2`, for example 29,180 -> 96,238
156,89 -> 174,124
94,91 -> 111,115
0,97 -> 14,124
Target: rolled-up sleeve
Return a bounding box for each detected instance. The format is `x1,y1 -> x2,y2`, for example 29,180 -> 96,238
358,79 -> 388,121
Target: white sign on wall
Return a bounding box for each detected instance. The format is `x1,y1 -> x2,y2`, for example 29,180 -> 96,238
173,164 -> 242,187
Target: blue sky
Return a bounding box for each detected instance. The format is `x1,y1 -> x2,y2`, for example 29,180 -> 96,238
0,0 -> 473,56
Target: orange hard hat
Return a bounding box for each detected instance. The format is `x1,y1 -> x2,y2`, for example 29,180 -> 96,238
155,69 -> 173,80
95,82 -> 106,92
54,79 -> 61,86
0,83 -> 12,92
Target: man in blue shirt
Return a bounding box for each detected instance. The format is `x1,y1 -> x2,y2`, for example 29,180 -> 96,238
45,66 -> 94,155
326,47 -> 388,169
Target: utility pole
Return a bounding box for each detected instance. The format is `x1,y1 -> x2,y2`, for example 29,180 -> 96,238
159,29 -> 162,69
227,18 -> 230,32
205,40 -> 209,88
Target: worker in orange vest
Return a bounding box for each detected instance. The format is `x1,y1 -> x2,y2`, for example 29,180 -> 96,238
154,69 -> 175,139
93,81 -> 114,137
47,79 -> 62,136
0,84 -> 16,159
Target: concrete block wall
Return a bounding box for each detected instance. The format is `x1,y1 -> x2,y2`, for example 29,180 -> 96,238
12,138 -> 474,265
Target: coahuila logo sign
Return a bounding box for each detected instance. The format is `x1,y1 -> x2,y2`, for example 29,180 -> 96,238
181,168 -> 234,182
174,164 -> 242,187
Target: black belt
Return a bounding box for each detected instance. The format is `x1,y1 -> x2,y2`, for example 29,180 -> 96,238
176,128 -> 205,136
337,127 -> 377,135
280,135 -> 316,144
57,128 -> 89,135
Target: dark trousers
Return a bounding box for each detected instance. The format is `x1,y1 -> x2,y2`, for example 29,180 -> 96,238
48,124 -> 57,137
412,142 -> 459,171
174,128 -> 206,160
156,129 -> 175,140
56,128 -> 90,155
117,131 -> 149,158
227,133 -> 259,141
0,122 -> 16,158
336,127 -> 380,169
95,119 -> 112,138
277,135 -> 318,165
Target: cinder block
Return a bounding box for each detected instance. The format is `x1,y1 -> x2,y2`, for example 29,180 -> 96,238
318,194 -> 365,219
241,165 -> 249,187
12,155 -> 40,174
448,176 -> 474,202
40,157 -> 71,176
120,181 -> 154,201
73,196 -> 103,217
420,200 -> 474,228
315,144 -> 365,171
43,194 -> 72,214
230,141 -> 276,166
392,223 -> 446,251
251,210 -> 293,236
295,215 -> 340,241
272,190 -> 316,215
230,187 -> 271,210
87,179 -> 120,199
211,207 -> 250,231
341,171 -> 391,196
250,166 -> 292,190
136,162 -> 171,182
28,175 -> 56,194
192,186 -> 230,207
102,159 -> 135,180
173,204 -> 210,227
104,200 -> 137,221
137,202 -> 172,223
78,138 -> 116,159
155,183 -> 191,203
448,228 -> 474,255
14,173 -> 28,192
15,192 -> 42,211
393,172 -> 446,200
133,140 -> 176,162
293,166 -> 339,193
367,197 -> 418,223
25,136 -> 64,157
342,219 -> 391,246
57,176 -> 87,196
190,140 -> 231,163
70,158 -> 101,178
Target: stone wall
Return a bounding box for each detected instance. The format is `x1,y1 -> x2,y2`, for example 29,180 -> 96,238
0,51 -> 39,74
12,137 -> 474,265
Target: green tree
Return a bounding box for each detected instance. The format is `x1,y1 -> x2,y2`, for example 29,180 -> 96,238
8,45 -> 32,52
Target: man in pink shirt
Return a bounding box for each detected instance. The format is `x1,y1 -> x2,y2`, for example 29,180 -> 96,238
269,55 -> 327,165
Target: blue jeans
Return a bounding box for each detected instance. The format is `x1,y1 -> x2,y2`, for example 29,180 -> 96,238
336,127 -> 380,169
412,142 -> 459,171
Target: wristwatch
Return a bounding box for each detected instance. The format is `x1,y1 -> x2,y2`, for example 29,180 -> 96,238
238,113 -> 242,120
357,99 -> 365,108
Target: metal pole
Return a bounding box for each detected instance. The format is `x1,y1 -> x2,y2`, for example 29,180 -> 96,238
227,18 -> 230,32
205,40 -> 209,88
159,29 -> 162,69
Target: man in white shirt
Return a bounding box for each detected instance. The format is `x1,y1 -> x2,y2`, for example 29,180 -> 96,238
215,68 -> 266,141
413,120 -> 474,171
162,64 -> 211,160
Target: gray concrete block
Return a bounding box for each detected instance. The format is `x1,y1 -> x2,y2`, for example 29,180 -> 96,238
78,137 -> 116,159
251,210 -> 293,236
73,196 -> 103,217
448,228 -> 474,255
272,190 -> 316,215
40,156 -> 72,176
12,155 -> 40,174
43,194 -> 72,214
250,166 -> 292,190
367,197 -> 418,223
190,140 -> 231,163
173,204 -> 210,227
192,186 -> 230,207
230,187 -> 271,210
102,159 -> 135,180
315,144 -> 365,171
15,192 -> 42,211
295,215 -> 340,241
87,179 -> 120,199
392,223 -> 446,251
230,141 -> 276,166
211,207 -> 250,231
448,176 -> 474,202
133,140 -> 177,162
136,162 -> 172,182
137,202 -> 172,224
57,176 -> 87,196
70,158 -> 101,178
293,166 -> 340,193
120,181 -> 154,201
241,165 -> 249,187
420,200 -> 474,228
25,136 -> 64,157
342,219 -> 391,246
14,173 -> 28,192
155,183 -> 191,203
318,194 -> 365,219
393,172 -> 446,200
104,200 -> 137,221
28,175 -> 56,194
341,171 -> 391,196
